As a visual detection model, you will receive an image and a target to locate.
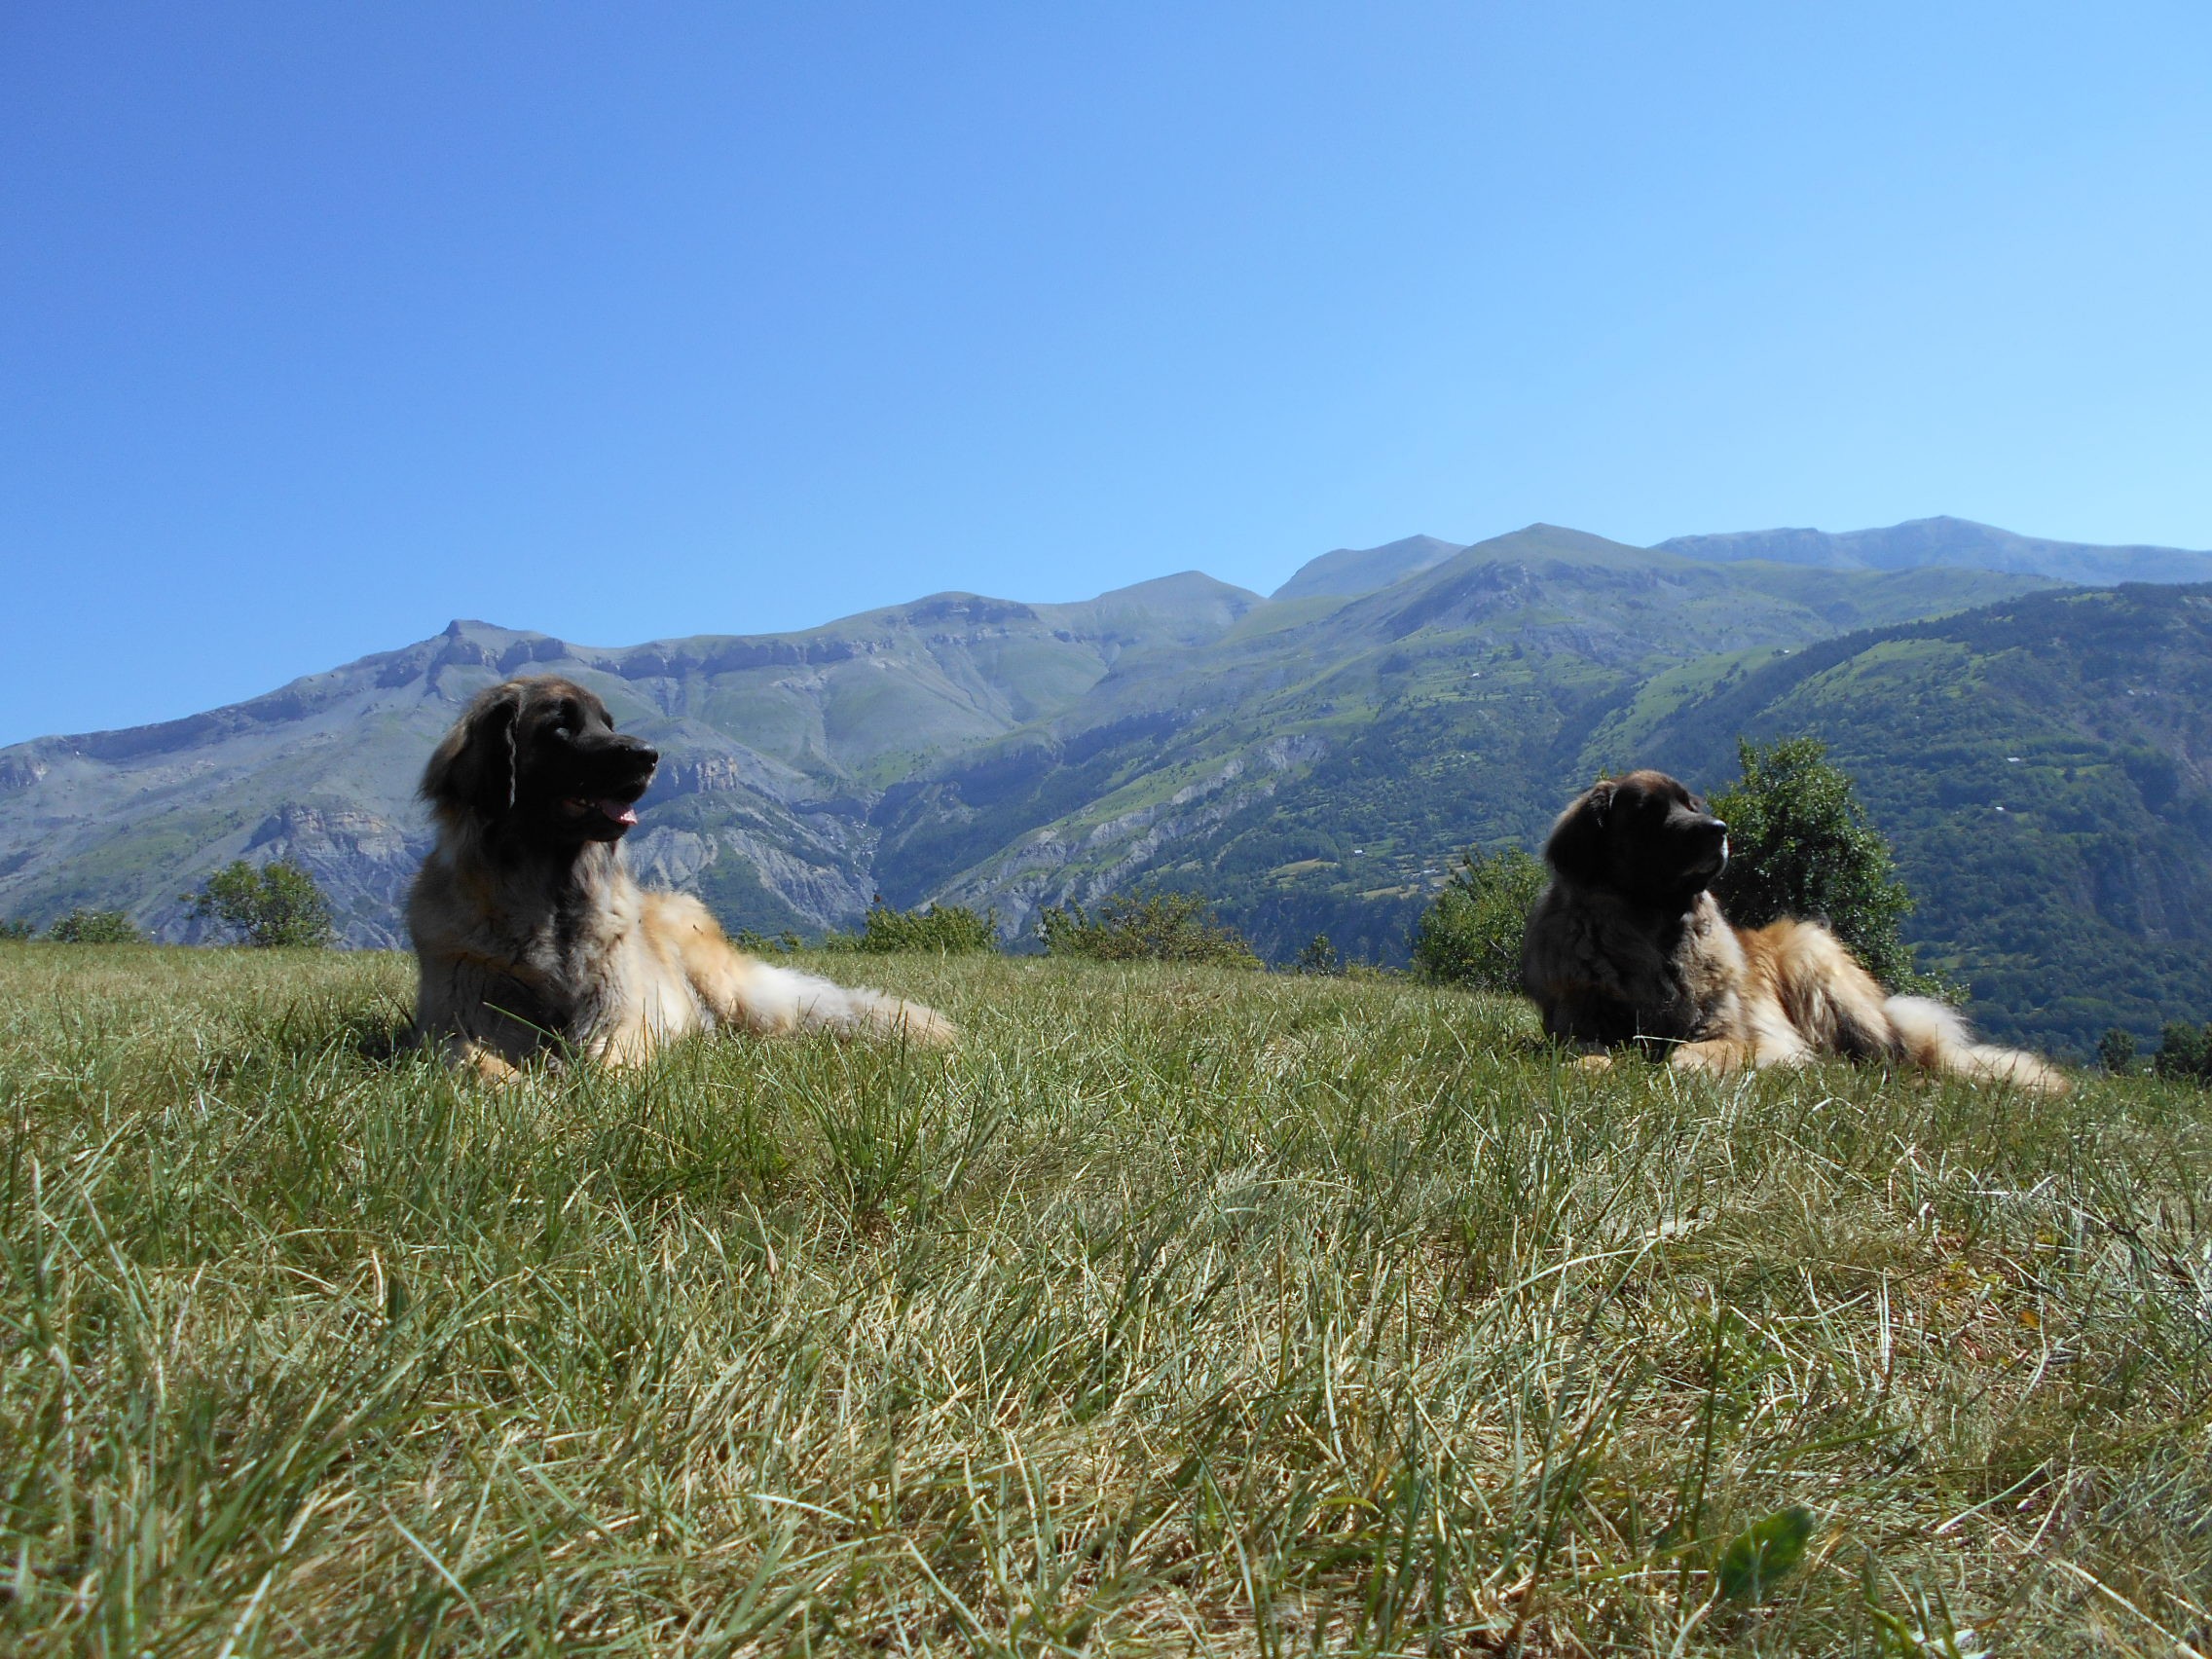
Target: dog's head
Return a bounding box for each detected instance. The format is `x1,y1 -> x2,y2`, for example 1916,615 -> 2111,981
421,676 -> 659,845
1542,769 -> 1729,901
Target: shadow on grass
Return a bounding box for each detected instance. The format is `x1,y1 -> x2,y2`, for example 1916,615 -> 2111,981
343,1003 -> 420,1068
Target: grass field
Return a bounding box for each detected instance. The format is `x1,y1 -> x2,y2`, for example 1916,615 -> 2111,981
4,943 -> 2211,1655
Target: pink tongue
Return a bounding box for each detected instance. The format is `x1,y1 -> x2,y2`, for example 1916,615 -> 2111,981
598,799 -> 640,826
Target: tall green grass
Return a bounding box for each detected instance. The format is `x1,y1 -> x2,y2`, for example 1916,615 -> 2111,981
2,940 -> 2209,1654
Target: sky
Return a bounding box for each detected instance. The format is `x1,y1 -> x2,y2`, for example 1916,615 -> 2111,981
4,2 -> 2210,744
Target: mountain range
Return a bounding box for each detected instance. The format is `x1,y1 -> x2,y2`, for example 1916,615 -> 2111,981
5,515 -> 2209,1053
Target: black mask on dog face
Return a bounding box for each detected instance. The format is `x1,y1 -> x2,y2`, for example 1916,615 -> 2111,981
1544,769 -> 1729,900
422,676 -> 659,846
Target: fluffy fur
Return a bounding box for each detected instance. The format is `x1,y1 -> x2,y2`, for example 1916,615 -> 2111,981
1520,769 -> 2064,1092
408,676 -> 955,1076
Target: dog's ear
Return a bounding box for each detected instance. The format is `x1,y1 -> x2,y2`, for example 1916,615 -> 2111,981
1543,778 -> 1616,883
421,683 -> 524,818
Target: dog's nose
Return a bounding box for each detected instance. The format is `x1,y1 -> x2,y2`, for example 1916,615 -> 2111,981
1707,816 -> 1727,833
620,738 -> 658,766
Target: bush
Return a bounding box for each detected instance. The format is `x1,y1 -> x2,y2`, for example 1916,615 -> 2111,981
47,908 -> 143,944
2097,1027 -> 2138,1075
826,896 -> 997,955
2154,1022 -> 2212,1086
1293,934 -> 1342,975
1410,847 -> 1547,992
1710,736 -> 1938,994
184,861 -> 337,948
0,918 -> 34,941
730,929 -> 802,955
1037,890 -> 1261,969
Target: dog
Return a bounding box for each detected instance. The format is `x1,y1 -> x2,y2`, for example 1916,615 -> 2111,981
1519,769 -> 2063,1091
408,676 -> 956,1076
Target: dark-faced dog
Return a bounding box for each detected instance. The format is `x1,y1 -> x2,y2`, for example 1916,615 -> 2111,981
408,675 -> 955,1075
1519,769 -> 2063,1090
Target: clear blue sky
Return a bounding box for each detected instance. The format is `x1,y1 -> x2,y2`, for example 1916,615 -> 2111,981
5,2 -> 2209,743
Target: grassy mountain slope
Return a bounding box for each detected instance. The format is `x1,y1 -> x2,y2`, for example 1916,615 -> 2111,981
883,529 -> 2052,959
1658,514 -> 2212,586
1595,585 -> 2212,1051
1270,533 -> 1466,599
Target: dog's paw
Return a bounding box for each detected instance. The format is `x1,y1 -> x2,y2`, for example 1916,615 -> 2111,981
462,1049 -> 523,1085
1669,1040 -> 1751,1076
1576,1051 -> 1615,1072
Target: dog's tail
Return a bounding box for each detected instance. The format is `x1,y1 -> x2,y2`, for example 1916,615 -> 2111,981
650,891 -> 959,1048
742,962 -> 960,1048
1884,995 -> 2067,1094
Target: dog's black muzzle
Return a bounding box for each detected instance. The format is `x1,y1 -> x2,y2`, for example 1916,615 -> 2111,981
561,736 -> 659,839
1686,815 -> 1729,882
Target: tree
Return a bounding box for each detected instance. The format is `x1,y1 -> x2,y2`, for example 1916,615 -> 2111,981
184,860 -> 336,948
2097,1027 -> 2138,1075
47,908 -> 143,943
1411,846 -> 1548,992
1710,736 -> 1934,993
1294,934 -> 1342,975
1037,889 -> 1261,969
0,918 -> 34,941
825,895 -> 998,955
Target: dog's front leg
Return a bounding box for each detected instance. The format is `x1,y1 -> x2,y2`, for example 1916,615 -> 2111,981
572,979 -> 664,1067
1669,1038 -> 1755,1075
437,1033 -> 522,1083
578,1010 -> 654,1068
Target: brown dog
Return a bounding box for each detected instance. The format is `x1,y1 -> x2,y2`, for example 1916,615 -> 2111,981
408,676 -> 955,1076
1519,769 -> 2063,1091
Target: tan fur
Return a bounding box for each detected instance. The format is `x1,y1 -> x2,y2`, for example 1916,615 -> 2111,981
408,677 -> 955,1073
1521,769 -> 2065,1093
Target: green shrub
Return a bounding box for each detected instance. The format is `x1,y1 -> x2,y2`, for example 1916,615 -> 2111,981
1037,889 -> 1260,969
730,928 -> 802,955
827,896 -> 998,955
46,908 -> 143,944
0,918 -> 35,941
1293,934 -> 1342,975
1710,736 -> 1941,994
1410,847 -> 1547,992
2154,1021 -> 2212,1086
183,860 -> 336,948
2097,1027 -> 2138,1075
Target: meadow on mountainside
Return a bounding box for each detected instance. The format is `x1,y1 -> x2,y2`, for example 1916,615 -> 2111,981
6,942 -> 2212,1654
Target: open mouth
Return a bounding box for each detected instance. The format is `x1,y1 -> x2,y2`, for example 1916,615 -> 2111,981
562,795 -> 643,830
